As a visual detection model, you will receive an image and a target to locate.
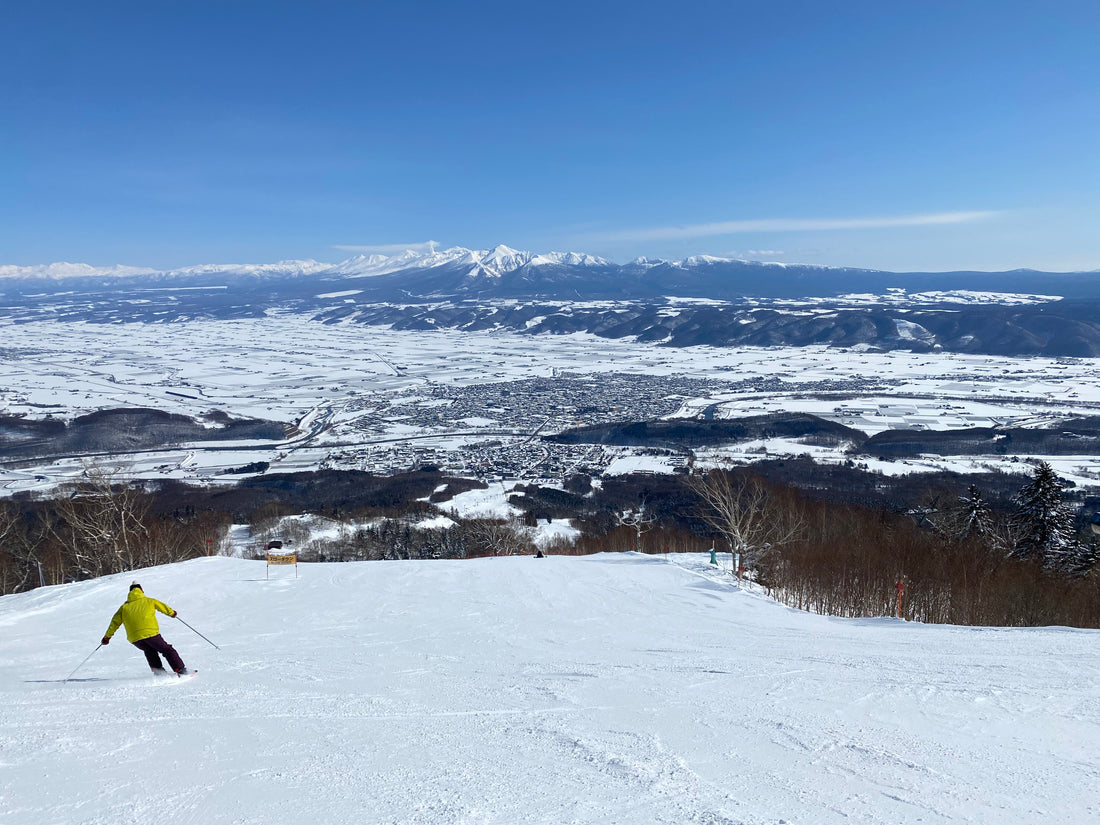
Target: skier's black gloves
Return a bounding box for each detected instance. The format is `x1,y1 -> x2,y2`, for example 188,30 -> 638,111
101,636 -> 110,645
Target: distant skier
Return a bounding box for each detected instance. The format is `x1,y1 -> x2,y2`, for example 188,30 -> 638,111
101,582 -> 190,677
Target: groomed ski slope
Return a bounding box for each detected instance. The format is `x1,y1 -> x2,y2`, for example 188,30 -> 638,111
1,553 -> 1096,825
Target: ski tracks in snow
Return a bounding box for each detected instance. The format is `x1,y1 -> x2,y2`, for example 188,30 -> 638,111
1,554 -> 1098,824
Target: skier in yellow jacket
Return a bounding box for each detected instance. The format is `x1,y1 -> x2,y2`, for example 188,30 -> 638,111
102,582 -> 190,676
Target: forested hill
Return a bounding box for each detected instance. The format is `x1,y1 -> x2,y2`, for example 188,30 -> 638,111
546,412 -> 1100,460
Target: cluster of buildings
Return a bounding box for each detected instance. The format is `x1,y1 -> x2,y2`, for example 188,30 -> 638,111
316,373 -> 891,481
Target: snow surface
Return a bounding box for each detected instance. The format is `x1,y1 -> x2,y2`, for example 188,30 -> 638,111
439,482 -> 524,520
2,554 -> 1097,825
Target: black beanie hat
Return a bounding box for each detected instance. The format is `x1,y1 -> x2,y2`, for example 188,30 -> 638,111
129,582 -> 142,591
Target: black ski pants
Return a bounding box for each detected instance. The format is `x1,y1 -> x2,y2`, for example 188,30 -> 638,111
132,634 -> 186,672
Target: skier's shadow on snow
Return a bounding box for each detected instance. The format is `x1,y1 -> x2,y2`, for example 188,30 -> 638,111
25,677 -> 149,684
25,678 -> 114,683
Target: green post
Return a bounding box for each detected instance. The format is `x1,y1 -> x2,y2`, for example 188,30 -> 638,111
709,547 -> 717,565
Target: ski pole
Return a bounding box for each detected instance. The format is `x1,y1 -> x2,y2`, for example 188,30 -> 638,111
64,644 -> 102,682
175,615 -> 220,650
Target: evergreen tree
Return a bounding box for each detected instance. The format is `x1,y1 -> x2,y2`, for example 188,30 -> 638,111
1061,537 -> 1099,578
957,484 -> 992,539
1011,461 -> 1077,569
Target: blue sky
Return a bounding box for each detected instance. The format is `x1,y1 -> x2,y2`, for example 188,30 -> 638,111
2,1 -> 1098,271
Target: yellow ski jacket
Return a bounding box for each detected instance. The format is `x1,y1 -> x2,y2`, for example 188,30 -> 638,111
104,588 -> 176,643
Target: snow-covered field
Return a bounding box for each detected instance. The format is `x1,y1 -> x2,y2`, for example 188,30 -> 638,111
2,554 -> 1096,824
4,318 -> 1098,426
4,316 -> 1100,495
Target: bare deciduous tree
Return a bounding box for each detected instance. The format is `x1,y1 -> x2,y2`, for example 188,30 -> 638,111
0,500 -> 38,593
616,503 -> 657,553
144,509 -> 231,566
685,470 -> 805,571
44,464 -> 151,578
465,518 -> 534,556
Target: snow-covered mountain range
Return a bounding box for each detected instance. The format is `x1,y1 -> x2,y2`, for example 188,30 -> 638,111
3,243 -> 1097,300
0,245 -> 613,282
4,245 -> 1100,356
2,243 -> 1095,292
4,242 -> 1095,303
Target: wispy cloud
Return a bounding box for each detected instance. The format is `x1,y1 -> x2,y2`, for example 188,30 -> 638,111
583,211 -> 999,243
333,241 -> 439,255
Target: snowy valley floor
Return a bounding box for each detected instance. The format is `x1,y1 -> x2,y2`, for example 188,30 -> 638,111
1,553 -> 1097,825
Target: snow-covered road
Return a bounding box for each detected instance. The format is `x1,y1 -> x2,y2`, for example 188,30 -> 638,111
1,553 -> 1096,824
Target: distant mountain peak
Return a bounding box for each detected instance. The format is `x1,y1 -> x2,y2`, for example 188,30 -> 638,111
531,251 -> 613,268
485,243 -> 522,258
321,245 -> 612,281
473,245 -> 534,277
676,254 -> 733,267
